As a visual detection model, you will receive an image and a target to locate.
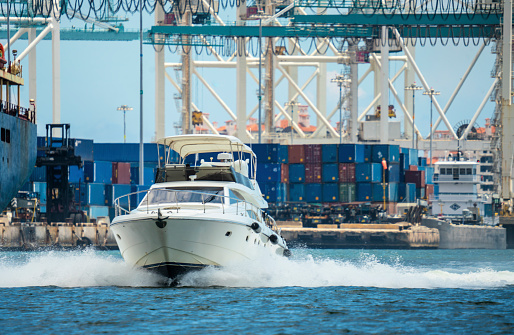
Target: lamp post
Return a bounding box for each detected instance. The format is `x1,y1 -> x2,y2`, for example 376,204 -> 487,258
405,83 -> 423,149
423,88 -> 440,167
117,105 -> 133,143
331,72 -> 350,144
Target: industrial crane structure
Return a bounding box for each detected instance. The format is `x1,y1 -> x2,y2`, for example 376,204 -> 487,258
0,0 -> 512,201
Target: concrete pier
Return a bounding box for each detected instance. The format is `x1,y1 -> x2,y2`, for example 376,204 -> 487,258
279,223 -> 439,249
0,221 -> 117,250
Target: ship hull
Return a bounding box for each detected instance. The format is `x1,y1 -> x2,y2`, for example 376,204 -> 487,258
0,113 -> 37,212
111,210 -> 288,281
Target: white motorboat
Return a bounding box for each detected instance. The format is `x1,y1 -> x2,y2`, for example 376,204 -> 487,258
110,134 -> 290,281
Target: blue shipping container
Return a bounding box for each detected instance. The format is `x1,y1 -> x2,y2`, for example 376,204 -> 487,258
355,163 -> 383,183
339,144 -> 365,163
424,166 -> 434,184
409,149 -> 419,166
372,183 -> 399,202
71,182 -> 87,205
321,144 -> 338,163
84,161 -> 112,184
372,144 -> 400,163
289,183 -> 305,202
322,183 -> 339,202
72,138 -> 94,161
257,163 -> 281,183
86,205 -> 110,219
364,145 -> 373,162
278,145 -> 289,164
418,157 -> 427,167
86,183 -> 107,206
69,166 -> 85,183
93,143 -> 163,163
106,184 -> 133,207
30,166 -> 46,182
251,143 -> 279,163
322,163 -> 339,183
130,166 -> 156,185
356,183 -> 373,201
387,163 -> 401,183
305,184 -> 322,203
131,185 -> 150,208
289,164 -> 305,183
262,182 -> 287,202
33,182 -> 47,204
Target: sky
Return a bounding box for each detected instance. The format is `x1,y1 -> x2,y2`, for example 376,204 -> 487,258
8,11 -> 498,144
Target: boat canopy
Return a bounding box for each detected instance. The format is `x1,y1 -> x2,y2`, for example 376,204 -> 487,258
157,134 -> 254,158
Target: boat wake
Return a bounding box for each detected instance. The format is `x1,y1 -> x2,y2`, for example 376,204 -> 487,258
1,250 -> 513,289
0,249 -> 162,288
179,252 -> 514,289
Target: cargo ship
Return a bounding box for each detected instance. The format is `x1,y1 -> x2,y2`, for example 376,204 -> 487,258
0,45 -> 37,213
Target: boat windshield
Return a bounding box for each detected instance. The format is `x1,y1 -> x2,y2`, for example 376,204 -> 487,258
141,187 -> 224,206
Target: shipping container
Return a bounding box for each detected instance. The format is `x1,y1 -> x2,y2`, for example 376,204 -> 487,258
93,143 -> 163,163
278,145 -> 289,163
85,183 -> 106,206
425,184 -> 435,199
425,166 -> 434,184
33,182 -> 47,204
400,152 -> 409,171
416,187 -> 426,199
418,157 -> 427,167
322,163 -> 339,183
364,144 -> 373,162
339,183 -> 356,203
71,182 -> 87,205
409,149 -> 419,166
261,182 -> 287,202
289,183 -> 305,202
304,144 -> 322,163
355,163 -> 383,183
305,183 -> 322,203
321,144 -> 338,163
69,166 -> 85,183
256,163 -> 282,183
289,164 -> 305,183
105,184 -> 133,207
386,163 -> 401,183
84,161 -> 112,184
405,170 -> 426,188
339,163 -> 356,183
112,162 -> 131,184
251,143 -> 279,163
72,138 -> 94,161
339,144 -> 365,163
372,144 -> 400,163
30,166 -> 46,182
322,183 -> 339,202
484,203 -> 493,217
305,164 -> 322,183
130,166 -> 156,185
372,183 -> 399,202
131,185 -> 150,208
356,183 -> 373,201
85,205 -> 110,219
280,163 -> 289,183
288,145 -> 305,163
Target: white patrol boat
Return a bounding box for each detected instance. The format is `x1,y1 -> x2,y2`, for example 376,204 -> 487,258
110,135 -> 290,282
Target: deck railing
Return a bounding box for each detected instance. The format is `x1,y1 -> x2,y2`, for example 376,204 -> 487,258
0,100 -> 35,123
113,188 -> 278,231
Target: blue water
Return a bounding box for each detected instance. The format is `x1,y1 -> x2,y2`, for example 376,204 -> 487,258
1,249 -> 513,334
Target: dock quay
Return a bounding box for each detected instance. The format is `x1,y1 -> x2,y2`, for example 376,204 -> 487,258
278,222 -> 439,249
0,220 -> 117,250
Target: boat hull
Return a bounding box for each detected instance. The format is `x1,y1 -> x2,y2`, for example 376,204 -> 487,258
0,113 -> 37,212
111,211 -> 288,280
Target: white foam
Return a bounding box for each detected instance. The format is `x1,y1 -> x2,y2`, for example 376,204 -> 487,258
179,252 -> 514,289
0,250 -> 162,288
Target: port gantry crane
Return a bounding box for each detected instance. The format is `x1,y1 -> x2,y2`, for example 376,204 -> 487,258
0,0 -> 511,201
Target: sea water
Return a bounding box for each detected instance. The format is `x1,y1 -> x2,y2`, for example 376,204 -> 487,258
0,249 -> 513,334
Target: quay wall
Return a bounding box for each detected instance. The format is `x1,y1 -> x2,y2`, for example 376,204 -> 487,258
421,218 -> 506,249
0,222 -> 117,249
279,224 -> 439,249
